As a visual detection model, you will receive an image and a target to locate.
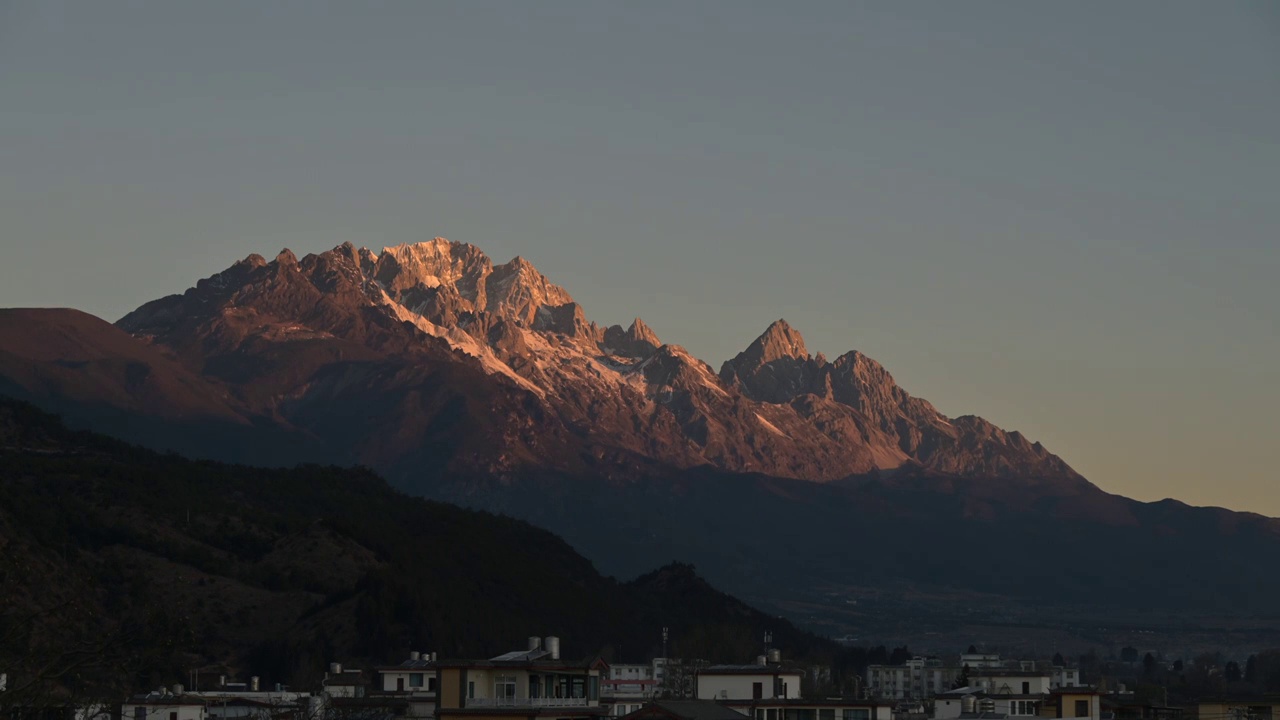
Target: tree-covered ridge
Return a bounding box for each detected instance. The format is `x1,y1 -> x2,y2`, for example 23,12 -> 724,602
0,399 -> 832,704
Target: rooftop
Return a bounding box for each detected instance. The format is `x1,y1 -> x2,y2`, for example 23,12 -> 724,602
623,701 -> 750,720
323,672 -> 368,686
727,699 -> 893,708
700,665 -> 804,675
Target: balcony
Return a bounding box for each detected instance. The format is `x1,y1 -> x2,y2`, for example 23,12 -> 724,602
466,697 -> 596,709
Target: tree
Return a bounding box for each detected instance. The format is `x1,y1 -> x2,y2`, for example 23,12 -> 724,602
1225,661 -> 1242,683
1053,652 -> 1065,667
967,645 -> 977,654
1245,655 -> 1258,684
952,665 -> 971,690
1121,647 -> 1140,663
1143,653 -> 1157,676
1172,660 -> 1184,672
889,647 -> 911,666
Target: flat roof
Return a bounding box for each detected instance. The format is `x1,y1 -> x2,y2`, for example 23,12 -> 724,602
436,660 -> 596,671
726,699 -> 893,708
699,666 -> 804,675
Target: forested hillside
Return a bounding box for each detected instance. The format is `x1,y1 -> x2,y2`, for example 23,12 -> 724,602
0,399 -> 830,705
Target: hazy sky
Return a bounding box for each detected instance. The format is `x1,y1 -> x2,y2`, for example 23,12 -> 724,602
2,2 -> 1277,514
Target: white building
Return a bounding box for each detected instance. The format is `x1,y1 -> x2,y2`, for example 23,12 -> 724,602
603,662 -> 660,716
1050,667 -> 1081,689
729,698 -> 893,720
958,655 -> 1004,670
934,689 -> 1045,720
967,670 -> 1050,697
126,691 -> 209,720
695,665 -> 803,702
866,658 -> 960,701
376,652 -> 439,719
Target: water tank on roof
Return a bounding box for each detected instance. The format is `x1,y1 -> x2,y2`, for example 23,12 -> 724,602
411,651 -> 420,661
251,677 -> 260,692
963,696 -> 977,713
173,684 -> 184,696
529,637 -> 543,651
431,652 -> 437,662
768,649 -> 781,664
757,655 -> 768,666
330,663 -> 342,675
545,636 -> 561,660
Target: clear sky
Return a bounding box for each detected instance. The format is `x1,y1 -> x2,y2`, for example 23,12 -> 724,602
1,2 -> 1277,514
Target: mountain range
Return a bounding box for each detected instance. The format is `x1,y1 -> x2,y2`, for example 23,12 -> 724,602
2,238 -> 1277,644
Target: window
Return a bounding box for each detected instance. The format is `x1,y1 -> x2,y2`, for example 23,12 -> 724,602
767,709 -> 778,720
1011,700 -> 1041,716
754,682 -> 764,700
757,711 -> 765,720
428,677 -> 437,692
1075,700 -> 1089,718
397,678 -> 405,692
589,676 -> 600,701
170,713 -> 177,720
1022,682 -> 1030,694
135,708 -> 145,720
819,709 -> 835,720
410,673 -> 424,688
495,675 -> 517,701
844,709 -> 870,720
467,681 -> 475,699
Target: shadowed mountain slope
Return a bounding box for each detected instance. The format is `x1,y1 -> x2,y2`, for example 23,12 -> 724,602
0,399 -> 827,703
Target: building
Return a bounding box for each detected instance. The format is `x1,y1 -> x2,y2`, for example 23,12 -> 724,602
322,669 -> 369,700
618,701 -> 748,720
933,689 -> 1042,720
1048,670 -> 1080,691
186,677 -> 316,720
695,663 -> 803,702
434,636 -> 606,720
126,691 -> 209,720
1189,698 -> 1280,720
376,652 -> 439,719
1044,688 -> 1101,720
866,659 -> 960,701
727,698 -> 892,720
966,671 -> 1050,698
602,663 -> 660,716
959,657 -> 1004,671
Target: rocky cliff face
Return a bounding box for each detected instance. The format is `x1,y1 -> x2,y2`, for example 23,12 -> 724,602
114,238 -> 1081,486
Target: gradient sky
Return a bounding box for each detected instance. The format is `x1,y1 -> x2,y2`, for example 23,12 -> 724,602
1,2 -> 1277,514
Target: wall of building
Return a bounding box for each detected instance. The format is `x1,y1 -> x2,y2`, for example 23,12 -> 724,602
439,669 -> 462,709
1055,693 -> 1100,719
972,676 -> 1050,695
381,671 -> 437,692
696,674 -> 802,701
130,705 -> 205,720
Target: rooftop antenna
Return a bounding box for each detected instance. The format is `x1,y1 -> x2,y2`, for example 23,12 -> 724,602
764,632 -> 773,654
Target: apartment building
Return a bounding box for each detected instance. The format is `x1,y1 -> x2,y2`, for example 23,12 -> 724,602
434,637 -> 606,720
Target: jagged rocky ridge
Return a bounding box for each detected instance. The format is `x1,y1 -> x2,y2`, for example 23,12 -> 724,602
116,238 -> 1078,485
